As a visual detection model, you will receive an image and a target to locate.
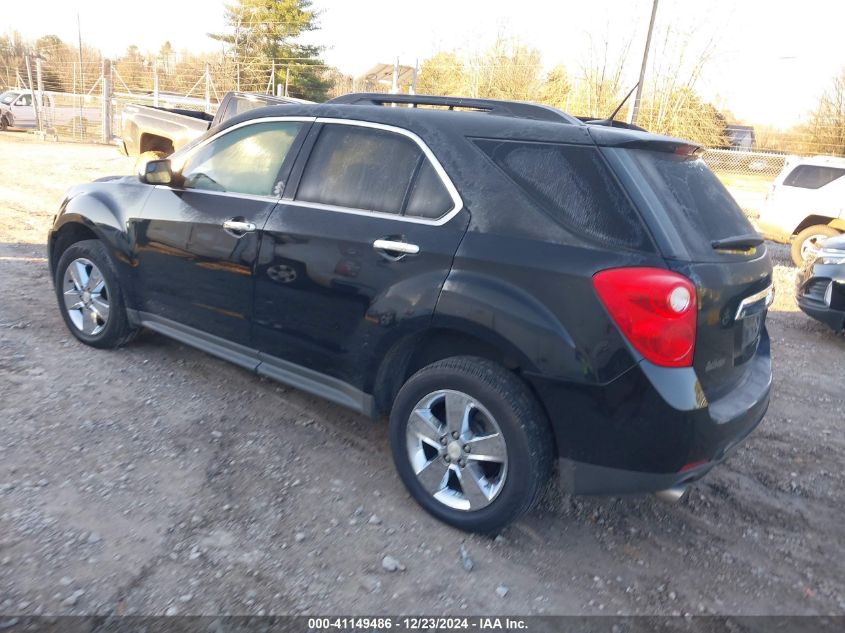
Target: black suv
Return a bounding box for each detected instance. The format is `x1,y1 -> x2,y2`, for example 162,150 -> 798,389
48,93 -> 773,533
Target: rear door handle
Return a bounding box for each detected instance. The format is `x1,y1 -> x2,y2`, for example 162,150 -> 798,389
222,219 -> 256,235
373,239 -> 420,255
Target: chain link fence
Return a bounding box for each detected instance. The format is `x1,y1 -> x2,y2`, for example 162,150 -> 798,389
701,148 -> 788,178
0,56 -> 814,190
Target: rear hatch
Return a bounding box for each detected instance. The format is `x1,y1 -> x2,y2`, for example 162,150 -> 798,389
598,135 -> 772,400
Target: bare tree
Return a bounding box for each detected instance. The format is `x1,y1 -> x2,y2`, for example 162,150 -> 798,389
806,68 -> 845,156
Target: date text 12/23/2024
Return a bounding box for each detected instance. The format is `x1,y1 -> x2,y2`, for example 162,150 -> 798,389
307,617 -> 528,630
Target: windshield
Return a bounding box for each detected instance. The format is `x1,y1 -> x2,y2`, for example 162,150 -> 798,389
0,91 -> 20,105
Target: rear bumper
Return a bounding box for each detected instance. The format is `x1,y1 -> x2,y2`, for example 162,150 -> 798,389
527,329 -> 771,495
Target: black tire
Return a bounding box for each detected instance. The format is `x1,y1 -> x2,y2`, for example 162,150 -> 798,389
0,116 -> 8,131
389,356 -> 554,534
791,224 -> 840,266
54,239 -> 138,349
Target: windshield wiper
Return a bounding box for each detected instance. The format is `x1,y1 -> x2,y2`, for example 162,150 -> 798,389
711,234 -> 764,251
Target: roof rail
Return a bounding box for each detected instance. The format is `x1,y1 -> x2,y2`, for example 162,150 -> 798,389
327,93 -> 582,125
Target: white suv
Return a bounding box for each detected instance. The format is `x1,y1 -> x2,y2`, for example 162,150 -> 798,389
757,156 -> 845,266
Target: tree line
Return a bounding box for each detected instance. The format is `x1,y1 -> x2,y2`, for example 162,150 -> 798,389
1,0 -> 844,156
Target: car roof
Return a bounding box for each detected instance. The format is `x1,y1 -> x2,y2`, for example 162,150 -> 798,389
215,98 -> 694,151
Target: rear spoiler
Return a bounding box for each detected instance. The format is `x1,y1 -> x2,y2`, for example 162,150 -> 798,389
586,126 -> 702,156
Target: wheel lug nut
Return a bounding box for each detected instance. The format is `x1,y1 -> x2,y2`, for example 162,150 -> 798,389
459,459 -> 467,467
464,445 -> 470,453
444,455 -> 451,463
440,437 -> 448,445
451,431 -> 459,439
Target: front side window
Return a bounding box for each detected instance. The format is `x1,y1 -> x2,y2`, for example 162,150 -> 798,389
296,124 -> 453,218
783,165 -> 845,189
16,94 -> 32,107
180,121 -> 303,196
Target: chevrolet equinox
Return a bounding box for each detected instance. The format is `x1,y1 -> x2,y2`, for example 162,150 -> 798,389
48,94 -> 773,533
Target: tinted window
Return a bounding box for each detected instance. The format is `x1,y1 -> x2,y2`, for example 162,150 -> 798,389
180,121 -> 302,196
475,139 -> 652,251
405,160 -> 453,219
16,94 -> 32,107
0,92 -> 18,105
630,150 -> 756,257
783,165 -> 845,189
298,124 -> 449,216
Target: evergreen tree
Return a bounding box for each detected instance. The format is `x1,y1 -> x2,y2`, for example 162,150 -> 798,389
210,0 -> 330,101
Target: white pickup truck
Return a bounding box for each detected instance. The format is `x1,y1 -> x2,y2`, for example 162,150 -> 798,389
119,91 -> 310,157
0,90 -> 100,131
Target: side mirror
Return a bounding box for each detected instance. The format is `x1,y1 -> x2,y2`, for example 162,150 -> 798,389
139,159 -> 175,185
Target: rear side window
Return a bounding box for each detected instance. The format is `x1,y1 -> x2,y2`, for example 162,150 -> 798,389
296,124 -> 453,218
405,160 -> 453,219
629,150 -> 755,258
783,165 -> 845,189
474,139 -> 653,251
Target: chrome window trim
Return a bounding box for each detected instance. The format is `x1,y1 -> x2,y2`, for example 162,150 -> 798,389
152,186 -> 280,203
285,117 -> 464,226
158,114 -> 465,225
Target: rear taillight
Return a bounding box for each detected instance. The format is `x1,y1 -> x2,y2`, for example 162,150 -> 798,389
592,267 -> 697,368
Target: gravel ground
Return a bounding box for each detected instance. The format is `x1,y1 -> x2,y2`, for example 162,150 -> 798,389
1,132 -> 844,617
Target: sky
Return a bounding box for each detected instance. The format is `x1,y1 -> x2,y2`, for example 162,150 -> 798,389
4,0 -> 845,127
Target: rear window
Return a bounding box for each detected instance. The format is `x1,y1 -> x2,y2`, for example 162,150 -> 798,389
783,164 -> 845,189
629,150 -> 756,258
474,139 -> 653,251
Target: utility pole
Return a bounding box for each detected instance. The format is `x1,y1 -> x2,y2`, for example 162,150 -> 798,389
77,13 -> 85,93
391,57 -> 399,95
35,55 -> 46,131
77,13 -> 85,130
153,62 -> 159,107
284,67 -> 290,97
410,59 -> 418,95
35,56 -> 44,95
204,62 -> 211,112
628,0 -> 659,126
24,54 -> 42,133
101,59 -> 112,143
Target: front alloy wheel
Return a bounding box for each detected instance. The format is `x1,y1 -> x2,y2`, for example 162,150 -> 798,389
62,257 -> 110,335
54,239 -> 137,348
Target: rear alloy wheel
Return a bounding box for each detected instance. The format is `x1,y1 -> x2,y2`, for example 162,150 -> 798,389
390,356 -> 553,533
791,224 -> 840,266
54,239 -> 137,348
405,389 -> 509,512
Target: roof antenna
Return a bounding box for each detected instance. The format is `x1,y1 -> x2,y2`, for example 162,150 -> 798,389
587,83 -> 639,127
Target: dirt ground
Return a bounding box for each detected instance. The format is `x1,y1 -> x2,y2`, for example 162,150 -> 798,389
0,132 -> 843,617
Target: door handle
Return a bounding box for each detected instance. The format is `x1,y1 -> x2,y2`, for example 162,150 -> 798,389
222,219 -> 256,235
373,239 -> 420,255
